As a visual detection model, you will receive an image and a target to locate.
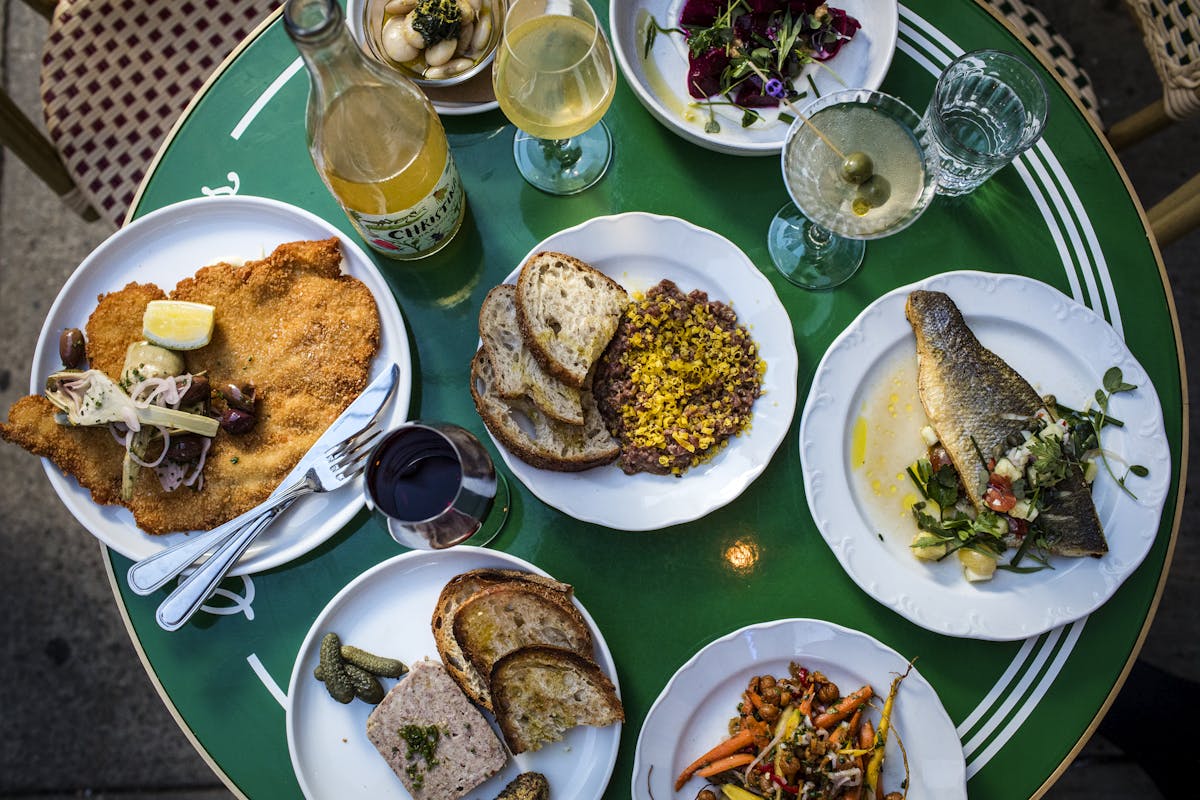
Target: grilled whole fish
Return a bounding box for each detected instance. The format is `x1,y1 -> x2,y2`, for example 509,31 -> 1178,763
905,290 -> 1107,557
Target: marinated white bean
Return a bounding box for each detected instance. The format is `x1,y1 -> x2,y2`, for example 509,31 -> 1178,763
373,0 -> 500,82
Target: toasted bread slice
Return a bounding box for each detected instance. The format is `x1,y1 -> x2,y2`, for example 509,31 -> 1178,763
491,645 -> 624,754
432,568 -> 573,710
479,284 -> 583,425
515,252 -> 627,389
453,582 -> 594,699
470,350 -> 619,472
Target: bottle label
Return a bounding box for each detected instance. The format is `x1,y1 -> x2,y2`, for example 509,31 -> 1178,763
348,155 -> 465,259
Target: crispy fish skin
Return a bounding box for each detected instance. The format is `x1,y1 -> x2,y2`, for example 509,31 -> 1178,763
905,290 -> 1107,557
0,238 -> 380,535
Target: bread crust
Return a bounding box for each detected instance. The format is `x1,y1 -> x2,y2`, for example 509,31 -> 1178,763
469,350 -> 618,472
431,568 -> 572,710
452,581 -> 594,690
514,251 -> 627,389
490,645 -> 625,754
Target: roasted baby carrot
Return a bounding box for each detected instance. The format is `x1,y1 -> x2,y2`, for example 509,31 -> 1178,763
674,727 -> 759,790
813,685 -> 874,729
694,752 -> 757,779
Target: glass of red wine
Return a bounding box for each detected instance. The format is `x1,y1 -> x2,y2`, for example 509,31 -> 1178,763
364,421 -> 509,549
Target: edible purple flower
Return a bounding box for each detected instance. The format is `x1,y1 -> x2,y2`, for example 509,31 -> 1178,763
764,78 -> 785,98
735,76 -> 781,108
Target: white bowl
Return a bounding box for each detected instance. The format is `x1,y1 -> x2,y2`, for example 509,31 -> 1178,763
609,0 -> 898,155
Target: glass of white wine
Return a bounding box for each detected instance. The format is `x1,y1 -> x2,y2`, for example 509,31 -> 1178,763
768,89 -> 939,290
492,0 -> 617,195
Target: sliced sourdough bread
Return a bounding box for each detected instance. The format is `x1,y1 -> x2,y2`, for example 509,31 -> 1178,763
365,659 -> 507,800
453,582 -> 594,690
515,251 -> 628,389
478,284 -> 584,425
490,645 -> 625,754
470,350 -> 619,472
431,568 -> 573,710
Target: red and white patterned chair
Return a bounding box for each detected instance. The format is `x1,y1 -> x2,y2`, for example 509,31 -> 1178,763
2,0 -> 278,226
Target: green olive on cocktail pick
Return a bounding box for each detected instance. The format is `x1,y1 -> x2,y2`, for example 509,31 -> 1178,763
840,151 -> 874,185
852,174 -> 892,216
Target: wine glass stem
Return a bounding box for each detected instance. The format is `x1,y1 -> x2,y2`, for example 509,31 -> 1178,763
807,221 -> 835,249
541,137 -> 582,169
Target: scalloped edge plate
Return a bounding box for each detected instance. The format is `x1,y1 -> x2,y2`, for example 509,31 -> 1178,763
29,195 -> 413,574
482,212 -> 799,531
800,271 -> 1170,640
632,618 -> 966,799
286,546 -> 621,800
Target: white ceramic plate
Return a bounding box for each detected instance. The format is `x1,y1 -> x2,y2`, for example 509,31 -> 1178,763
286,547 -> 622,800
632,618 -> 965,799
800,271 -> 1171,641
486,212 -> 798,530
29,195 -> 413,574
610,0 -> 898,155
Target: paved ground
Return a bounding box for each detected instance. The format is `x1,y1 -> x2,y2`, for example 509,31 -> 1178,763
1,1 -> 1195,798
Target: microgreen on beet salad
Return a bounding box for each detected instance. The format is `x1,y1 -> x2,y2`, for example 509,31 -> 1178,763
645,0 -> 861,131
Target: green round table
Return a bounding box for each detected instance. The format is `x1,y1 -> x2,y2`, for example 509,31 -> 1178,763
102,1 -> 1186,798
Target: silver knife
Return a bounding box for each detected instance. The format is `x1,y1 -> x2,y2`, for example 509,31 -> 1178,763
126,363 -> 399,596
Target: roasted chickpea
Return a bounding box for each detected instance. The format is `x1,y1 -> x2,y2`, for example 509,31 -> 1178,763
758,703 -> 780,723
760,685 -> 781,706
696,791 -> 718,800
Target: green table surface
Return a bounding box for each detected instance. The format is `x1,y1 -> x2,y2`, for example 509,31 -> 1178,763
101,1 -> 1186,798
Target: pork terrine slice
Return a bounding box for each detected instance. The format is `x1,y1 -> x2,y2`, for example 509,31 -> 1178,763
366,658 -> 507,799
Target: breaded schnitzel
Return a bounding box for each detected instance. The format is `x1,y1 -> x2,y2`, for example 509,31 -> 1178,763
0,238 -> 381,535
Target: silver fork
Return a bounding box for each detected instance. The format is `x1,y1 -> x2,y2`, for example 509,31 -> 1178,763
154,420 -> 385,632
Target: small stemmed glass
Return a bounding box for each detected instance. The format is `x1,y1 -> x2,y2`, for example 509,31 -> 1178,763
768,88 -> 939,290
492,0 -> 617,194
364,421 -> 509,549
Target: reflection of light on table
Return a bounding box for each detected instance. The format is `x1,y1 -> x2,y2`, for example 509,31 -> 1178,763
724,537 -> 760,574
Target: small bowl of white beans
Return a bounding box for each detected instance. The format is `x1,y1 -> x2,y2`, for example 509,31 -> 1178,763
355,0 -> 504,87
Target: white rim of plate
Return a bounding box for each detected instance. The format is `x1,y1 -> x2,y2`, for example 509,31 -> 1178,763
631,617 -> 966,799
799,270 -> 1171,640
482,211 -> 799,530
609,0 -> 898,155
285,545 -> 622,800
29,194 -> 413,574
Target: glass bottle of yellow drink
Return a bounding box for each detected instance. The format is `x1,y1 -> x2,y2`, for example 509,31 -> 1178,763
284,0 -> 465,259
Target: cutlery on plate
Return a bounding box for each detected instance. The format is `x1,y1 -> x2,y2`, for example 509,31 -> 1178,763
124,364 -> 398,622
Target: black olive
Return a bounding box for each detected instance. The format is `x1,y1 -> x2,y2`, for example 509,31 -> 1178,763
221,383 -> 257,413
178,374 -> 211,408
220,407 -> 257,435
165,434 -> 205,462
59,328 -> 86,368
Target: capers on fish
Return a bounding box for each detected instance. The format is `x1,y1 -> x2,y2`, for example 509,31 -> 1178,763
219,407 -> 256,435
59,328 -> 86,368
840,151 -> 874,185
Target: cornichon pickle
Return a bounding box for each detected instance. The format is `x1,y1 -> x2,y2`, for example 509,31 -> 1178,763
341,645 -> 408,678
317,632 -> 354,704
343,662 -> 386,703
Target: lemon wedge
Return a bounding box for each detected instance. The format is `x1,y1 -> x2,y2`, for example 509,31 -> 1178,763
142,300 -> 215,350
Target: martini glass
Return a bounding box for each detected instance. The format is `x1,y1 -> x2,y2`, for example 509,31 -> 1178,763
492,0 -> 617,195
768,89 -> 939,290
